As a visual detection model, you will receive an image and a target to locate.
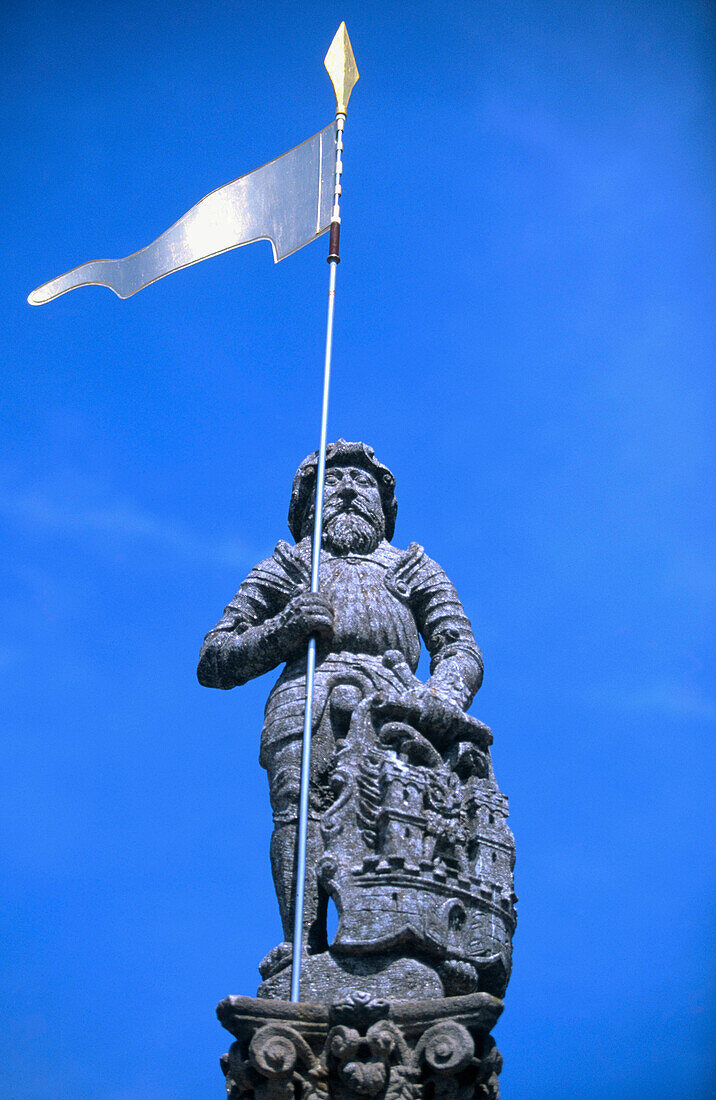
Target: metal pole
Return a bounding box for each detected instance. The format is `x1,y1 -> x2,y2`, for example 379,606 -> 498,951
290,112 -> 345,1003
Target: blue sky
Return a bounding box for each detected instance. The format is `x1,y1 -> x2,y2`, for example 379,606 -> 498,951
3,1 -> 714,1096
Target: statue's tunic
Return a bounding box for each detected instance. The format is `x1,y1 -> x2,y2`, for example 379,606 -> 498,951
198,538 -> 483,823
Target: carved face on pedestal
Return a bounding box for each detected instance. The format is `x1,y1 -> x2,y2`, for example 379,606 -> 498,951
301,464 -> 387,556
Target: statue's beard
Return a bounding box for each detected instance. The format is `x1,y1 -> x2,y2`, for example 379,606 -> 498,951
323,513 -> 383,555
314,498 -> 385,556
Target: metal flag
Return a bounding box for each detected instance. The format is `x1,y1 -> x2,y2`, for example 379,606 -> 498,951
28,121 -> 338,304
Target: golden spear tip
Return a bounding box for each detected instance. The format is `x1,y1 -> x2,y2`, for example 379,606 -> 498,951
324,22 -> 359,115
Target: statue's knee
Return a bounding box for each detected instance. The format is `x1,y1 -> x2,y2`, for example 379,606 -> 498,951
269,765 -> 301,821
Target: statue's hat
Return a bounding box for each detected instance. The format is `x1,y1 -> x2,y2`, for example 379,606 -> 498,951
288,439 -> 397,542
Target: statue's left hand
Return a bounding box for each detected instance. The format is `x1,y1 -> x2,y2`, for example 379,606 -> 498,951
371,681 -> 489,752
402,684 -> 462,729
380,652 -> 461,722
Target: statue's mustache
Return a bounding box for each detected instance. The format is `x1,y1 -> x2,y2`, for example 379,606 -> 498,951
324,497 -> 381,523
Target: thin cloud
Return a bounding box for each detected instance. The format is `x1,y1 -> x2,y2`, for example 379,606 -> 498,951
0,476 -> 250,569
619,682 -> 716,722
593,681 -> 716,722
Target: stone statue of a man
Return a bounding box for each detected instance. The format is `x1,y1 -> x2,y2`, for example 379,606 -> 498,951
198,440 -> 487,984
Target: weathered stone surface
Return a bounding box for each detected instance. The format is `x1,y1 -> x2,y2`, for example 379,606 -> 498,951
217,992 -> 504,1100
258,951 -> 444,1003
199,441 -> 516,1042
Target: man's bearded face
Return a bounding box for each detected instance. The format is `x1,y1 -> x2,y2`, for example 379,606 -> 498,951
302,464 -> 386,555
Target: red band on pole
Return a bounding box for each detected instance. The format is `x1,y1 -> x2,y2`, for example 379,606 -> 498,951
328,221 -> 341,263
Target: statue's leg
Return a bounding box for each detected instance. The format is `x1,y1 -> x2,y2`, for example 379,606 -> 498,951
269,818 -> 325,948
266,743 -> 326,953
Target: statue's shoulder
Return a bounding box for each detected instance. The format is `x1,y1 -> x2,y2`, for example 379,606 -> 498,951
382,539 -> 422,561
269,538 -> 311,585
367,540 -> 419,568
381,541 -> 434,599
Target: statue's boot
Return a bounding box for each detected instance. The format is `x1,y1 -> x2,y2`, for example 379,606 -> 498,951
257,939 -> 293,981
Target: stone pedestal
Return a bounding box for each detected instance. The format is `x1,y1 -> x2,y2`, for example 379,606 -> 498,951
217,990 -> 503,1099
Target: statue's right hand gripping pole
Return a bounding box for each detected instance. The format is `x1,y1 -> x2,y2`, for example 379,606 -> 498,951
289,23 -> 358,1004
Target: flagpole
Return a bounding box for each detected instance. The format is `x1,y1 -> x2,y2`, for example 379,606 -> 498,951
290,23 -> 357,1004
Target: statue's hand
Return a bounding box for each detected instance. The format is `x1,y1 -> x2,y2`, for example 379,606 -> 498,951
275,591 -> 334,656
372,676 -> 488,751
402,685 -> 460,726
381,653 -> 460,721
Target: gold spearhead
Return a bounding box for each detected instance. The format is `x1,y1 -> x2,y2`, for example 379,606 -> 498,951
324,22 -> 359,115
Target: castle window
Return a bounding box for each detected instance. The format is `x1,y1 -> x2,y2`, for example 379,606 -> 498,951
448,904 -> 466,931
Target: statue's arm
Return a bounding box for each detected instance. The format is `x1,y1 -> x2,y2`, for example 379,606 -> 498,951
197,543 -> 332,689
410,549 -> 483,711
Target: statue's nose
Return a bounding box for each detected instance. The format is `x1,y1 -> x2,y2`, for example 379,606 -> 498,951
340,483 -> 358,501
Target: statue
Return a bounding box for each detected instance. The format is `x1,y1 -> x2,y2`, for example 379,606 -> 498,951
200,440 -> 516,1097
199,440 -> 515,1001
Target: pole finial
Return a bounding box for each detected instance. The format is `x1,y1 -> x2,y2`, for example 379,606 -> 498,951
324,22 -> 359,115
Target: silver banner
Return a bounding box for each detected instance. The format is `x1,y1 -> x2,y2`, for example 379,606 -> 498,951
29,120 -> 338,304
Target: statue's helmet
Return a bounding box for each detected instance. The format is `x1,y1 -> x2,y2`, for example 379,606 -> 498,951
288,439 -> 398,543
